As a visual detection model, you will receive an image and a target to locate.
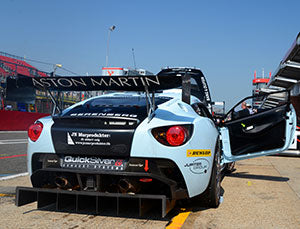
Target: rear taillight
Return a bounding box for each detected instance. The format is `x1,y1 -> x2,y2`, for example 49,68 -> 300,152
152,125 -> 193,147
166,126 -> 187,146
28,122 -> 43,142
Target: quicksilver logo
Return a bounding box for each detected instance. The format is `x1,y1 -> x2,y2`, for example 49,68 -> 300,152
64,156 -> 118,165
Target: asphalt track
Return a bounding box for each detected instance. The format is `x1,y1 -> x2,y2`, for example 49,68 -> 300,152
0,132 -> 27,177
0,132 -> 300,228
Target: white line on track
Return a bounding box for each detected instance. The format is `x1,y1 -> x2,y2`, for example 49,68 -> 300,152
0,142 -> 27,145
0,139 -> 27,144
0,172 -> 28,181
0,131 -> 27,133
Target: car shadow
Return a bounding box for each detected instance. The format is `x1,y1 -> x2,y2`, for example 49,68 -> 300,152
21,203 -> 171,221
166,170 -> 290,219
225,172 -> 289,182
174,186 -> 225,214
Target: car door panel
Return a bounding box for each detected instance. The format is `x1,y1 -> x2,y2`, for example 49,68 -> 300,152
220,104 -> 296,164
225,105 -> 287,156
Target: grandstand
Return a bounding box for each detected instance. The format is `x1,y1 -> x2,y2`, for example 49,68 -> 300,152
0,51 -> 48,80
0,51 -> 80,113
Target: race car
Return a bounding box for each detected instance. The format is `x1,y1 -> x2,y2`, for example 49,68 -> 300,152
14,67 -> 296,217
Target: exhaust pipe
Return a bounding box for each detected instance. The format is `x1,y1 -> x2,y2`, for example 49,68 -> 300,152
118,179 -> 141,194
55,177 -> 71,189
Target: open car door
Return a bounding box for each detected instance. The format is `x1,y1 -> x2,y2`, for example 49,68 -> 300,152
220,91 -> 296,164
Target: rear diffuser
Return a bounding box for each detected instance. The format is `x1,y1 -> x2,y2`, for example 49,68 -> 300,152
15,186 -> 175,218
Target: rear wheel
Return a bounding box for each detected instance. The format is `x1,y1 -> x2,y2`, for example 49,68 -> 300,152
202,141 -> 221,207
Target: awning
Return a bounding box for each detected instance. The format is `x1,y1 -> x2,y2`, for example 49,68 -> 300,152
260,33 -> 300,108
269,33 -> 300,89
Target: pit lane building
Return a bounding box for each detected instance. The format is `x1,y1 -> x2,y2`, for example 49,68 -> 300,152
267,33 -> 300,117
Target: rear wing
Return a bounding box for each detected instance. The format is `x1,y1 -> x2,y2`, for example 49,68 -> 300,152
10,74 -> 182,92
6,74 -> 182,106
6,68 -> 211,114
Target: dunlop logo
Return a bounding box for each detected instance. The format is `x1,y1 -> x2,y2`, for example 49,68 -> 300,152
187,149 -> 211,157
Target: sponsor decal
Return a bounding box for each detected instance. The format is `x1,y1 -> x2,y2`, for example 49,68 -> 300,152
32,75 -> 161,89
108,121 -> 127,126
187,149 -> 211,157
200,76 -> 211,102
184,158 -> 209,174
67,133 -> 75,145
67,132 -> 111,146
47,159 -> 58,163
61,156 -> 126,171
69,113 -> 138,118
128,163 -> 144,168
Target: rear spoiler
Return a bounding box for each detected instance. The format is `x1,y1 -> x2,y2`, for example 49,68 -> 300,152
7,74 -> 182,92
5,72 -> 186,117
6,68 -> 210,115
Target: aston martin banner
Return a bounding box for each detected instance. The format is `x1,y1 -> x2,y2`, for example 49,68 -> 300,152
7,74 -> 182,92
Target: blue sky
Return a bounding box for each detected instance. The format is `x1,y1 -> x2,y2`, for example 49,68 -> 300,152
1,0 -> 299,108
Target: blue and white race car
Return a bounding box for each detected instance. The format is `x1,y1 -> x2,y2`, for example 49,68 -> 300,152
15,68 -> 296,217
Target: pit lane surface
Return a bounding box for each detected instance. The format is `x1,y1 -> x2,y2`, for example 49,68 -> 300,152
0,132 -> 27,177
0,155 -> 299,228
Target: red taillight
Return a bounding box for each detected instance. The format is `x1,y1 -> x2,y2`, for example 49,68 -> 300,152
152,125 -> 192,147
28,122 -> 43,142
166,126 -> 187,146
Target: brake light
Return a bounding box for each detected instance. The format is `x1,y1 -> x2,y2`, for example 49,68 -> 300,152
28,122 -> 43,142
152,125 -> 192,147
166,126 -> 186,146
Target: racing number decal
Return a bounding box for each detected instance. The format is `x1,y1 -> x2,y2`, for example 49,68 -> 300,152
187,149 -> 211,157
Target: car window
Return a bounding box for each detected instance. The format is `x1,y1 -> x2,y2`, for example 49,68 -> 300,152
192,103 -> 213,119
224,91 -> 288,122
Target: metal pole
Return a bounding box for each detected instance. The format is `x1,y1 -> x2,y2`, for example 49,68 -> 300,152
105,29 -> 111,67
105,25 -> 116,67
132,48 -> 137,69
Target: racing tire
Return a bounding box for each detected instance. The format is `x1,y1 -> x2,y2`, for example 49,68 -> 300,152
202,140 -> 221,208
